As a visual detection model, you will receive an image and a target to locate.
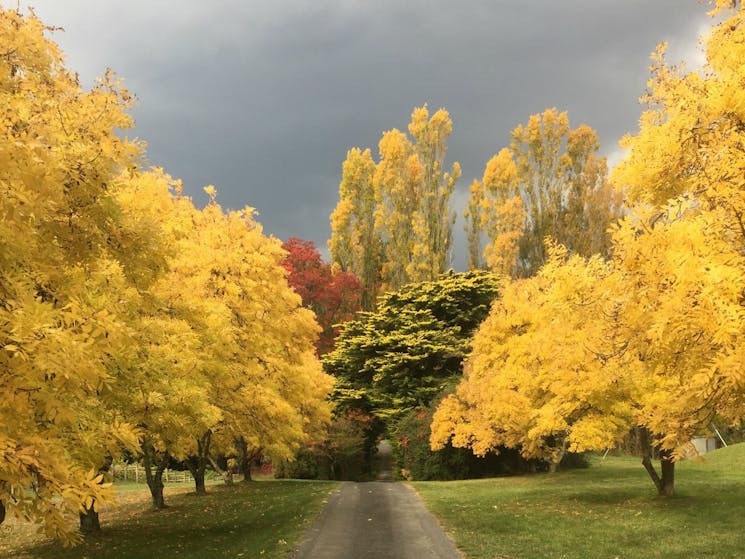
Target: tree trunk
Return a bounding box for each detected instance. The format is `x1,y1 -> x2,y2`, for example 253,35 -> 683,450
659,451 -> 675,497
187,430 -> 212,495
242,461 -> 252,482
639,427 -> 675,496
192,471 -> 206,494
548,438 -> 568,473
236,437 -> 258,482
79,504 -> 100,533
149,475 -> 166,509
146,465 -> 167,509
209,456 -> 234,486
142,442 -> 168,509
79,454 -> 113,533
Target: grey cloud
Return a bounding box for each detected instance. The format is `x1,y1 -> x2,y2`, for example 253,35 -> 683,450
21,1 -> 708,269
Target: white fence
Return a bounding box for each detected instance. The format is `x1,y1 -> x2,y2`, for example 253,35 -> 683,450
111,463 -> 193,484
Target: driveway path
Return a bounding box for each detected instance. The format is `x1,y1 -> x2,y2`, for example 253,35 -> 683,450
291,441 -> 461,559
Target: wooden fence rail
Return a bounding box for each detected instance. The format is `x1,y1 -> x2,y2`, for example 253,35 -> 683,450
111,463 -> 193,484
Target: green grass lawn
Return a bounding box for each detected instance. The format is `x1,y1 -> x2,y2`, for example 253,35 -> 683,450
3,479 -> 337,559
414,443 -> 745,559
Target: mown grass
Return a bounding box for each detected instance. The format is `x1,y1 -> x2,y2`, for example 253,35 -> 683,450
3,479 -> 337,559
414,444 -> 745,559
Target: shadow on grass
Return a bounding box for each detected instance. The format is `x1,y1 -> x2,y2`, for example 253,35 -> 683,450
415,449 -> 745,559
10,480 -> 337,559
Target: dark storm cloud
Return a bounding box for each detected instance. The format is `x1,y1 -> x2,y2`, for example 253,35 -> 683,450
18,1 -> 708,267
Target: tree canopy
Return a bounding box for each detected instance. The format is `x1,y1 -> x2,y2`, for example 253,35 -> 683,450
0,8 -> 332,539
1,8 -> 152,537
323,270 -> 500,422
281,237 -> 361,355
431,247 -> 631,470
432,3 -> 745,496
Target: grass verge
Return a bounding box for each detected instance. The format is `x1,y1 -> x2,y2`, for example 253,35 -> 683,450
2,479 -> 337,559
414,443 -> 745,559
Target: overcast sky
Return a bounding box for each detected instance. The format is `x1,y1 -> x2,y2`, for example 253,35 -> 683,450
13,1 -> 710,269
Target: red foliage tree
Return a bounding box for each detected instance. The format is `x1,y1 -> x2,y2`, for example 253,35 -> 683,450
281,237 -> 362,354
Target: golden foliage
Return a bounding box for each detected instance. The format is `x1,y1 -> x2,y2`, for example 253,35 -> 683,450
329,105 -> 460,307
0,8 -> 331,540
466,109 -> 622,277
434,6 -> 745,481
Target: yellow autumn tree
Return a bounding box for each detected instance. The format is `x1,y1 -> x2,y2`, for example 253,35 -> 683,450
433,205 -> 744,496
464,179 -> 486,271
329,148 -> 380,310
175,191 -> 332,495
607,1 -> 745,494
431,247 -> 633,471
0,6 -> 334,540
0,8 -> 156,540
605,201 -> 744,495
469,148 -> 526,276
466,109 -> 622,277
329,105 -> 460,306
435,1 -> 745,496
406,106 -> 461,283
114,175 -> 333,500
103,170 -> 223,510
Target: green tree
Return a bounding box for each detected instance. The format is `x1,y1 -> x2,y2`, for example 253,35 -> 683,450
323,270 -> 500,479
324,270 -> 500,421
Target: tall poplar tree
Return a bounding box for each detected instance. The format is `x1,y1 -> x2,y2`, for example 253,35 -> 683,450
405,107 -> 461,283
466,109 -> 623,277
329,106 -> 460,308
329,148 -> 380,310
